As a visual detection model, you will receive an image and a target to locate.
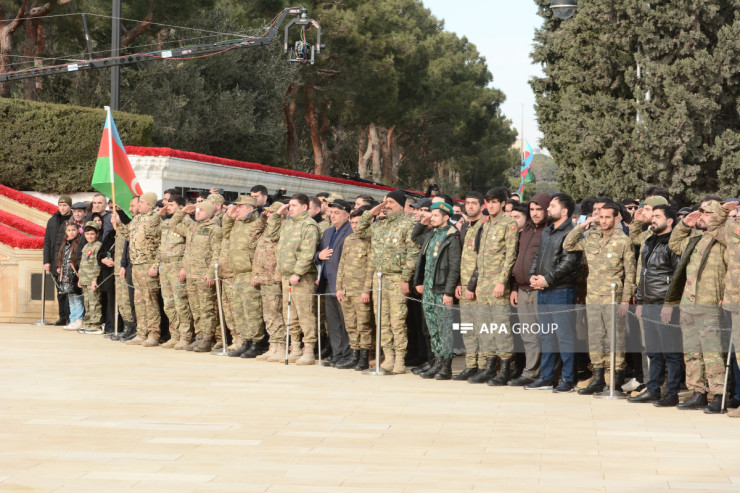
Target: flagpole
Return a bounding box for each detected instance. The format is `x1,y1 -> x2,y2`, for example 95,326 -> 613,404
104,106 -> 118,229
519,103 -> 525,196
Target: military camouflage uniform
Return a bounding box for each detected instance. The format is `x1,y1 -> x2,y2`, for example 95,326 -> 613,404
253,214 -> 285,341
355,211 -> 419,354
336,232 -> 375,350
468,213 -> 518,359
215,227 -> 239,346
114,222 -> 133,324
79,240 -> 102,330
669,207 -> 728,395
564,223 -> 636,370
129,211 -> 162,340
159,213 -> 192,343
222,210 -> 264,344
459,218 -> 486,369
422,226 -> 456,359
276,210 -> 320,344
170,209 -> 222,339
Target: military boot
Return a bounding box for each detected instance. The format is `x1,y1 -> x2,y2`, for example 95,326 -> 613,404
186,333 -> 203,351
452,367 -> 478,381
434,358 -> 453,380
193,335 -> 214,353
256,343 -> 276,361
468,357 -> 498,384
488,358 -> 512,386
354,349 -> 370,371
174,333 -> 191,350
380,348 -> 395,372
287,342 -> 303,362
393,351 -> 406,374
578,368 -> 606,395
228,340 -> 251,358
296,343 -> 316,365
269,343 -> 287,362
212,341 -> 224,351
412,359 -> 434,375
421,358 -> 443,379
125,335 -> 146,346
161,336 -> 178,349
227,335 -> 242,352
677,391 -> 708,410
143,336 -> 160,347
336,350 -> 360,369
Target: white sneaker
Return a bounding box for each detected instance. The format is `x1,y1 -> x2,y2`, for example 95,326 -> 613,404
63,320 -> 81,331
622,377 -> 641,392
82,328 -> 104,335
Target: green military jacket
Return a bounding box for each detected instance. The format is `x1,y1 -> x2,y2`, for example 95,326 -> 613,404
355,211 -> 419,281
222,210 -> 262,275
707,206 -> 740,310
170,209 -> 222,279
460,217 -> 485,290
159,213 -> 187,264
468,212 -> 518,295
336,233 -> 374,295
252,214 -> 281,284
128,210 -> 161,267
276,210 -> 319,277
78,240 -> 101,286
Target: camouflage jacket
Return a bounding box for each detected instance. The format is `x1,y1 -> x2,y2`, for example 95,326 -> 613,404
336,233 -> 374,295
170,209 -> 222,279
706,206 -> 740,309
669,220 -> 727,310
628,220 -> 653,246
276,211 -> 319,277
460,217 -> 486,289
222,210 -> 262,275
252,215 -> 281,284
78,241 -> 101,286
564,223 -> 636,303
128,210 -> 161,267
467,213 -> 518,293
160,214 -> 187,263
355,211 -> 419,281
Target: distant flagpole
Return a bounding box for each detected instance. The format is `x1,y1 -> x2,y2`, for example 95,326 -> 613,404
104,106 -> 117,227
518,104 -> 525,195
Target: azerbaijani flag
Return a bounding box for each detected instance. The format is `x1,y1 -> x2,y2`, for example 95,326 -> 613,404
91,107 -> 142,218
518,140 -> 534,195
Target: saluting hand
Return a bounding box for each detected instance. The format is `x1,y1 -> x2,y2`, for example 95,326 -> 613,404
683,211 -> 701,228
722,200 -> 739,212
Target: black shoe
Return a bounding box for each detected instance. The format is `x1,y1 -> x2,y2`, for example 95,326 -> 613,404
607,370 -> 625,393
118,323 -> 136,342
524,378 -> 553,390
628,390 -> 661,403
507,375 -> 535,387
412,359 -> 434,375
653,393 -> 679,407
354,349 -> 370,371
228,341 -> 251,358
677,391 -> 708,410
405,355 -> 427,367
553,381 -> 575,393
321,355 -> 337,367
577,368 -> 593,382
468,357 -> 498,384
703,394 -> 727,414
317,344 -> 332,359
421,358 -> 443,379
452,367 -> 478,381
336,351 -> 359,369
488,358 -> 511,386
578,368 -> 606,395
121,330 -> 137,342
434,358 -> 453,380
241,340 -> 266,358
53,318 -> 68,326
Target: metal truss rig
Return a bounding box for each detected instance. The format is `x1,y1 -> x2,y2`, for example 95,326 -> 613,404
0,7 -> 322,83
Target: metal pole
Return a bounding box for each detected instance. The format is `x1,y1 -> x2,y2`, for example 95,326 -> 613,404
317,294 -> 322,366
82,14 -> 94,61
213,264 -> 228,356
33,271 -> 50,325
284,287 -> 292,365
114,301 -> 119,336
110,0 -> 121,110
363,272 -> 390,375
596,282 -> 626,399
721,326 -> 734,413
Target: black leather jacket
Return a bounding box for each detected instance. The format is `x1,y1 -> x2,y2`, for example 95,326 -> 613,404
530,220 -> 582,289
636,231 -> 680,304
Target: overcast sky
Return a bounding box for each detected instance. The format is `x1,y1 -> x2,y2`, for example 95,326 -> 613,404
422,0 -> 545,151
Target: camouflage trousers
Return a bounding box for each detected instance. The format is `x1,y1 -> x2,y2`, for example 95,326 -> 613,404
422,290 -> 454,359
114,272 -> 133,323
81,285 -> 102,329
460,297 -> 485,369
586,303 -> 626,370
478,290 -> 514,360
220,276 -> 239,343
132,264 -> 161,339
379,274 -> 408,353
259,281 -> 285,340
233,272 -> 265,343
185,265 -> 217,338
681,307 -> 726,395
340,293 -> 374,350
281,273 -> 317,344
160,261 -> 192,342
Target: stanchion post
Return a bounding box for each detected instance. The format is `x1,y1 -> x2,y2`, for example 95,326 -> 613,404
284,286 -> 292,365
317,294 -> 322,366
595,282 -> 626,399
213,264 -> 229,356
363,272 -> 391,376
721,326 -> 734,413
114,301 -> 119,336
33,270 -> 51,326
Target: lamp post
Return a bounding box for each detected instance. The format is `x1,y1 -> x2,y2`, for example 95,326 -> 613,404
550,0 -> 577,20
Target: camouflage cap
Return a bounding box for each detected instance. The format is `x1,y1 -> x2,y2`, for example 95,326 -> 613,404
231,195 -> 257,207
197,201 -> 215,216
327,192 -> 345,201
83,220 -> 100,231
208,193 -> 225,204
645,196 -> 669,208
140,192 -> 157,207
264,201 -> 283,213
699,200 -> 722,214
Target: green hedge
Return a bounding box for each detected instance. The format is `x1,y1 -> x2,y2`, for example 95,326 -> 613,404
0,98 -> 153,194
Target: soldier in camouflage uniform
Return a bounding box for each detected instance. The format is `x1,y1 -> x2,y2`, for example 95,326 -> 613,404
125,192 -> 162,347
466,188 -> 519,385
77,221 -> 103,334
170,201 -> 222,352
157,194 -> 193,349
110,198 -> 138,340
669,200 -> 728,411
222,196 -> 265,359
336,206 -> 375,371
564,203 -> 636,395
355,190 -> 420,374
252,202 -> 286,362
214,206 -> 240,352
275,194 -> 320,365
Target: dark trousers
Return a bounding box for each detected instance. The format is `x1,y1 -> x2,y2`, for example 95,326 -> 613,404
54,273 -> 69,322
538,287 -> 577,384
124,265 -> 137,327
642,304 -> 683,395
406,293 -> 430,362
101,287 -> 115,333
325,294 -> 350,361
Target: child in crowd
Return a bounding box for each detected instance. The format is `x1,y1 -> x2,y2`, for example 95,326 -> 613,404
57,222 -> 84,331
77,221 -> 103,334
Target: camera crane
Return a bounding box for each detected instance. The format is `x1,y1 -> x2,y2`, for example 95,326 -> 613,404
0,7 -> 322,83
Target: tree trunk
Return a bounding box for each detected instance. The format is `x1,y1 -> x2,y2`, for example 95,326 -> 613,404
359,125 -> 373,179
368,123 -> 381,181
0,2 -> 27,98
22,3 -> 49,100
379,126 -> 392,184
328,113 -> 343,169
284,84 -> 298,165
390,127 -> 401,180
304,87 -> 325,175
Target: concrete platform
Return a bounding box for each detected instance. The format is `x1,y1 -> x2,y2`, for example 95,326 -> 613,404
1,323 -> 739,492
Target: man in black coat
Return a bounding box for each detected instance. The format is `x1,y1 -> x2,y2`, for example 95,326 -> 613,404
43,195 -> 73,325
